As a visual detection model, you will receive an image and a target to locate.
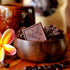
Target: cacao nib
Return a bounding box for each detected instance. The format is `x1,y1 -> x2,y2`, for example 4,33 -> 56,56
43,24 -> 64,40
24,66 -> 31,70
38,66 -> 44,70
48,65 -> 56,70
31,66 -> 38,70
1,61 -> 9,68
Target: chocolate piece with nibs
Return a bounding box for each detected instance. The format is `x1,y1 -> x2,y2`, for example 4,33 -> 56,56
23,23 -> 46,41
1,61 -> 9,68
16,23 -> 64,41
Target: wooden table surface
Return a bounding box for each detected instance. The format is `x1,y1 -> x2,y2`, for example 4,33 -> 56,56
0,28 -> 70,70
0,0 -> 70,70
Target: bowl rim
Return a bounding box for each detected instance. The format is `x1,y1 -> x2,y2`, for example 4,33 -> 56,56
15,35 -> 66,43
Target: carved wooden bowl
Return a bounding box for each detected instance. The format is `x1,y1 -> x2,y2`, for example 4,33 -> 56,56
14,37 -> 67,62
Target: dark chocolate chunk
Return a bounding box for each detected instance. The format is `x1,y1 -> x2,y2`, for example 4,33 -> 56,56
1,61 -> 9,68
23,23 -> 46,41
53,64 -> 60,68
63,60 -> 70,65
57,65 -> 63,70
49,24 -> 53,27
42,65 -> 49,70
48,65 -> 56,70
62,60 -> 70,69
59,63 -> 64,68
38,66 -> 44,70
31,66 -> 38,70
16,27 -> 26,39
54,64 -> 63,70
63,65 -> 68,69
43,24 -> 64,40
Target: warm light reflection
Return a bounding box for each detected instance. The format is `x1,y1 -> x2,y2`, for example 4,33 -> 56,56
0,29 -> 16,62
0,6 -> 12,18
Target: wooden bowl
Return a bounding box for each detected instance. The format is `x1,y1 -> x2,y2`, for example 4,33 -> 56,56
14,37 -> 68,62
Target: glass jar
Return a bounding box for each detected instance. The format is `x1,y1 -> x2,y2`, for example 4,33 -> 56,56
0,4 -> 35,33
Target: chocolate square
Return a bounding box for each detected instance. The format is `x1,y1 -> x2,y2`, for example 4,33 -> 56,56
23,23 -> 46,41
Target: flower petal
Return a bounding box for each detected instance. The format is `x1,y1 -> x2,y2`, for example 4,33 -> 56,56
4,44 -> 16,55
1,29 -> 15,44
0,32 -> 2,44
0,47 -> 5,62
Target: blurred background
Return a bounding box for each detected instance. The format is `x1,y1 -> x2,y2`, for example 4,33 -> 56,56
0,0 -> 70,34
23,0 -> 70,28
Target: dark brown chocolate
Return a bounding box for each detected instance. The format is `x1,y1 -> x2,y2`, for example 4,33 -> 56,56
24,60 -> 70,70
1,61 -> 9,68
43,24 -> 64,40
16,23 -> 64,41
23,23 -> 46,41
16,27 -> 26,39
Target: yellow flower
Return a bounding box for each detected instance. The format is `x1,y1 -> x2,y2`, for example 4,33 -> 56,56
0,29 -> 16,62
